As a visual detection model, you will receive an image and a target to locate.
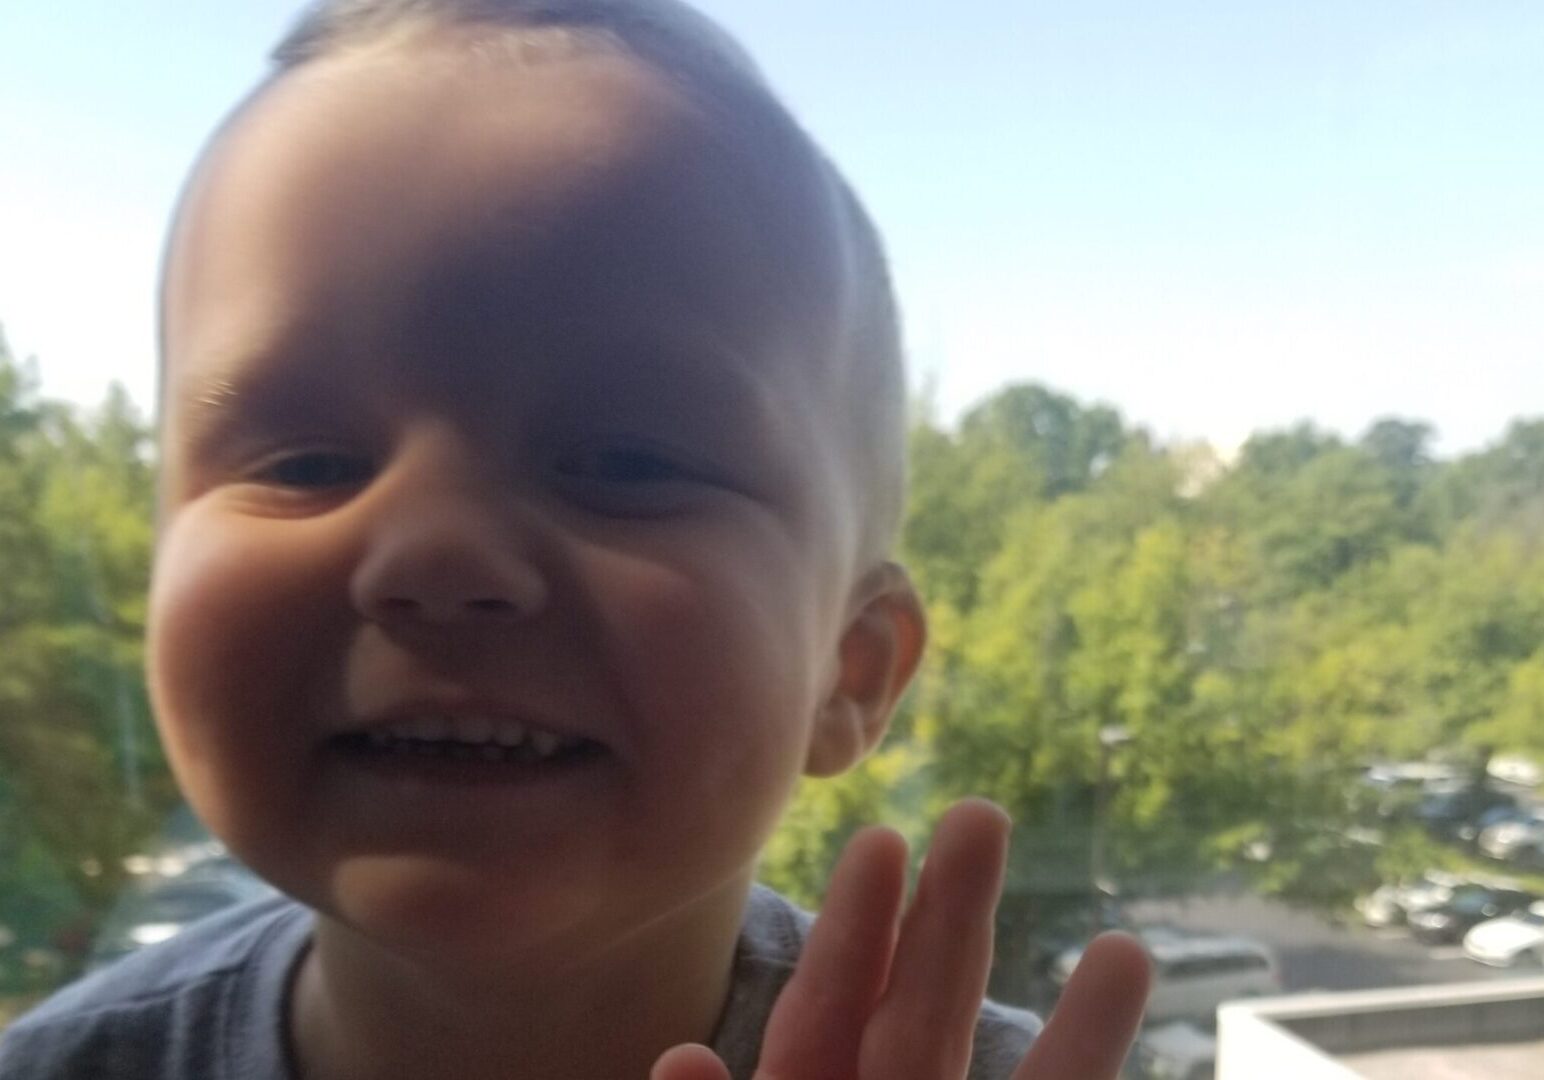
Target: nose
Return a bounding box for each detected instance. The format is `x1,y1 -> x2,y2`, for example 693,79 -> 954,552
350,467 -> 549,629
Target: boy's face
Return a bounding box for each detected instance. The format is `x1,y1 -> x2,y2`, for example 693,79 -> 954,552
151,39 -> 908,959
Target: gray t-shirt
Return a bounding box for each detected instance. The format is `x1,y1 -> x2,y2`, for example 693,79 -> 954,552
0,884 -> 1039,1079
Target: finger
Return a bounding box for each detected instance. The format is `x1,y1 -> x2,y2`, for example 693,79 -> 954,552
1012,931 -> 1151,1080
755,825 -> 908,1079
856,799 -> 1011,1080
652,1043 -> 732,1080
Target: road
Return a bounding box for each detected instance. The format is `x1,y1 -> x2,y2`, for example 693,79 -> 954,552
1125,886 -> 1528,993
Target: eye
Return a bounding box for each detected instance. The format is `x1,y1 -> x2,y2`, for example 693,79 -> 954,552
551,440 -> 716,517
254,450 -> 374,490
556,445 -> 689,484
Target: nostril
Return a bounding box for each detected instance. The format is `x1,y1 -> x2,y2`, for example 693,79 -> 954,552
352,533 -> 548,624
372,596 -> 518,621
465,597 -> 517,615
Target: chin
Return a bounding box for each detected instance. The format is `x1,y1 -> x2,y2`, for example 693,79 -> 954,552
318,851 -> 611,957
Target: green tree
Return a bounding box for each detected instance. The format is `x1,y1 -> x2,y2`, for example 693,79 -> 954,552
0,331 -> 170,985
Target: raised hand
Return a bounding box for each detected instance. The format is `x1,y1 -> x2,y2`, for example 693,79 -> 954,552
652,799 -> 1151,1080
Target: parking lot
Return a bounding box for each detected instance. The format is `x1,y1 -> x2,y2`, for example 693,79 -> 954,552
1127,887 -> 1530,995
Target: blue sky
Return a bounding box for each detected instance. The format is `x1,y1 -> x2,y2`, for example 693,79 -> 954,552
2,1 -> 1541,454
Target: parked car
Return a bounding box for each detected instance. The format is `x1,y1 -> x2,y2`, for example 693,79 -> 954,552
1415,787 -> 1520,842
87,858 -> 277,972
1407,883 -> 1536,944
1021,888 -> 1127,990
1132,1021 -> 1216,1080
1356,869 -> 1468,928
1478,810 -> 1544,863
1487,755 -> 1542,789
1458,802 -> 1536,845
1462,901 -> 1544,967
1363,762 -> 1464,789
1362,762 -> 1462,818
1052,927 -> 1278,1025
118,802 -> 230,880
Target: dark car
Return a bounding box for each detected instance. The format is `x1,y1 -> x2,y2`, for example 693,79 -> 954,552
1459,802 -> 1537,845
1414,788 -> 1519,843
1407,883 -> 1536,944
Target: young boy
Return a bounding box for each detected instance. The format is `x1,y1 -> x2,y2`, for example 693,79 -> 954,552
0,2 -> 1147,1077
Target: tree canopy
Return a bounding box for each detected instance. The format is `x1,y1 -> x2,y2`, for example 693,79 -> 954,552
768,381 -> 1544,923
3,325 -> 1542,995
0,331 -> 167,991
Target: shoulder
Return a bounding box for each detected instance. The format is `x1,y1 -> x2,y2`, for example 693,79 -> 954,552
967,996 -> 1041,1080
0,894 -> 312,1080
10,893 -> 309,1023
737,881 -> 814,970
722,886 -> 1041,1080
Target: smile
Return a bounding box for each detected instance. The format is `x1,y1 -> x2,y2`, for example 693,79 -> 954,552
330,713 -> 603,766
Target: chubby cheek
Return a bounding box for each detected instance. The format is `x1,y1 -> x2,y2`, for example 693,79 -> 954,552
588,538 -> 830,861
148,507 -> 349,849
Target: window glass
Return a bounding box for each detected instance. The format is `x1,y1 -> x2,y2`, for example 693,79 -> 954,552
3,3 -> 1543,1071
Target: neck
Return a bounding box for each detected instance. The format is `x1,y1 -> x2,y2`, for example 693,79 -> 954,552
288,876 -> 751,1080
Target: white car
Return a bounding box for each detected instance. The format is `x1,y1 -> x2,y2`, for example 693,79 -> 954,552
1478,813 -> 1544,862
1488,755 -> 1542,788
1462,901 -> 1544,967
1136,1021 -> 1216,1080
1364,762 -> 1464,788
1356,870 -> 1467,927
1052,928 -> 1278,1026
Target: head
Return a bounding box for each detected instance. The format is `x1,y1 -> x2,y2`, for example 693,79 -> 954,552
149,0 -> 923,963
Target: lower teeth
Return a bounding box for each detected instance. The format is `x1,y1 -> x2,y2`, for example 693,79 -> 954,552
376,739 -> 546,763
336,731 -> 595,765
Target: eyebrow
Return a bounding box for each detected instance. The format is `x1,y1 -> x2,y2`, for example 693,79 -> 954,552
184,376 -> 241,426
172,373 -> 243,453
170,351 -> 344,455
560,337 -> 791,442
596,340 -> 771,404
169,329 -> 793,456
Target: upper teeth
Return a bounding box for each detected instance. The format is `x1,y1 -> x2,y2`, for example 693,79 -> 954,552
366,715 -> 581,758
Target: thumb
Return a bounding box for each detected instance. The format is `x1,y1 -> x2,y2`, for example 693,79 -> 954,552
651,1043 -> 732,1080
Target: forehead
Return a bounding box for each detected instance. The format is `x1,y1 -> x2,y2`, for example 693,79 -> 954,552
162,37 -> 852,415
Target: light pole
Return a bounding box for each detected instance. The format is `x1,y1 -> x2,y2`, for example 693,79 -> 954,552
1090,725 -> 1133,919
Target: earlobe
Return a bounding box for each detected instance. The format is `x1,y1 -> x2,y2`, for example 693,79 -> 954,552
804,562 -> 927,778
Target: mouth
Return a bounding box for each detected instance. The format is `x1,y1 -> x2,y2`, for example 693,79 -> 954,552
327,712 -> 607,773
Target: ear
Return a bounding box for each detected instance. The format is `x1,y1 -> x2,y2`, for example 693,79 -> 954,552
804,561 -> 927,778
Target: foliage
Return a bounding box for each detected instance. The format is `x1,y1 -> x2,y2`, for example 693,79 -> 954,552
0,331 -> 170,990
7,319 -> 1544,983
768,396 -> 1544,917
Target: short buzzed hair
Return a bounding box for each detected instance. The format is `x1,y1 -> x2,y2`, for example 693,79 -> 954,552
266,0 -> 908,561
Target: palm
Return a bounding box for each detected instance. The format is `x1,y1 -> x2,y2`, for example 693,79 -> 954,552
653,800 -> 1151,1080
